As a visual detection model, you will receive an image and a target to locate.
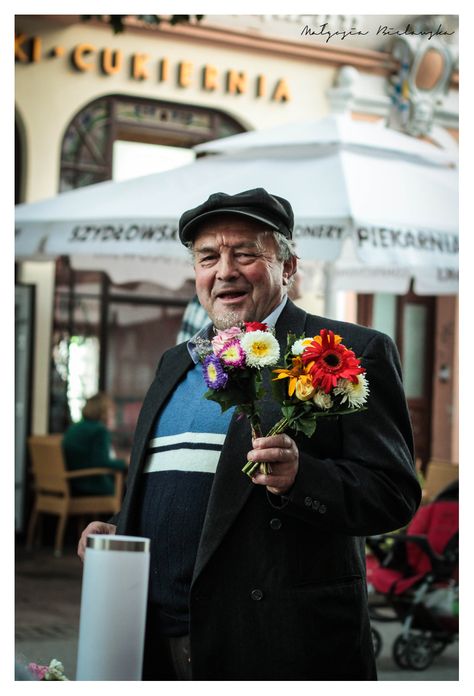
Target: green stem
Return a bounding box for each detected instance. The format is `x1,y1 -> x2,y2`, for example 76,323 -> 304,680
242,417 -> 291,478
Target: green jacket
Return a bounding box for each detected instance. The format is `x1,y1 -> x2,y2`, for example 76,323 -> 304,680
62,419 -> 126,496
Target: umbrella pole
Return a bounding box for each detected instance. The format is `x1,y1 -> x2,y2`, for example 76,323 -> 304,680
323,262 -> 338,319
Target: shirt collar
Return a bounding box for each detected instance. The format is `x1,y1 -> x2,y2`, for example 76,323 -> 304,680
187,295 -> 288,364
263,295 -> 288,329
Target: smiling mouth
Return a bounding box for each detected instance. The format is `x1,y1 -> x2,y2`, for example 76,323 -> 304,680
215,290 -> 248,302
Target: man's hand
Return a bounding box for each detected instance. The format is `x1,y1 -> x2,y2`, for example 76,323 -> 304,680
77,521 -> 117,562
247,433 -> 299,495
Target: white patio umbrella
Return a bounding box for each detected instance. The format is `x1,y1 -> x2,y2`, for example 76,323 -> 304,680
15,114 -> 458,295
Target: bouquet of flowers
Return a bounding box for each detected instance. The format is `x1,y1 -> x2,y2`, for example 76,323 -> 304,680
197,324 -> 369,479
242,328 -> 369,477
27,659 -> 69,680
196,321 -> 280,473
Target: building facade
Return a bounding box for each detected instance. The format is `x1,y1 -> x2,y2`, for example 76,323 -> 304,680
15,14 -> 459,530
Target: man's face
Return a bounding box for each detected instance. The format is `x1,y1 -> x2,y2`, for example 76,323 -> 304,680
193,216 -> 295,329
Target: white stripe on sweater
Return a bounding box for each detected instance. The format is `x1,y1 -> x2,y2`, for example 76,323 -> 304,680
143,448 -> 221,475
143,431 -> 226,475
148,432 -> 226,449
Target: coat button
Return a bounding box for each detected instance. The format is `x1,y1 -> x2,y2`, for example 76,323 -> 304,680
251,589 -> 263,601
312,500 -> 320,511
319,504 -> 327,514
304,496 -> 312,507
270,517 -> 282,530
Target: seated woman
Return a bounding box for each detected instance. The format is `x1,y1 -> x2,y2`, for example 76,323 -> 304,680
62,393 -> 127,496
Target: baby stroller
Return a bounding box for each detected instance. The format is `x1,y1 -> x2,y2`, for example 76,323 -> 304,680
366,482 -> 458,670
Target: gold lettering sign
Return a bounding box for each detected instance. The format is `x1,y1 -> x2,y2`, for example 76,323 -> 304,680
227,70 -> 247,95
159,58 -> 169,82
178,61 -> 193,88
72,43 -> 96,71
203,65 -> 218,91
31,36 -> 42,63
15,34 -> 28,62
15,35 -> 289,105
101,48 -> 123,75
15,34 -> 41,63
132,53 -> 150,80
272,79 -> 291,102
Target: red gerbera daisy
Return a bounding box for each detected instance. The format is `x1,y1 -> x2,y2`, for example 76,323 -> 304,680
301,329 -> 365,393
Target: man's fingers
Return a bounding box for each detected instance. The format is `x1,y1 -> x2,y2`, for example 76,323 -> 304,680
248,433 -> 299,495
248,446 -> 291,462
77,522 -> 116,561
252,434 -> 293,449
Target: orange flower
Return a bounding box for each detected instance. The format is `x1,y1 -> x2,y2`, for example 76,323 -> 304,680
302,329 -> 365,394
273,356 -> 306,397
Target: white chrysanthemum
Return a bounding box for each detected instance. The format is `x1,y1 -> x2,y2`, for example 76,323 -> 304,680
44,660 -> 69,681
334,373 -> 369,408
240,330 -> 280,367
313,390 -> 333,410
291,337 -> 312,356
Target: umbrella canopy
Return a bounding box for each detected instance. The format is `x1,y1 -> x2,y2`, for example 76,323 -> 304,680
195,113 -> 458,166
15,114 -> 458,294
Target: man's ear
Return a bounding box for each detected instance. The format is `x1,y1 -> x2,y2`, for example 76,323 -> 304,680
282,256 -> 297,285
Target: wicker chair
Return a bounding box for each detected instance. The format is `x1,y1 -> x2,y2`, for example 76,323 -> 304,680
422,459 -> 459,504
26,435 -> 124,556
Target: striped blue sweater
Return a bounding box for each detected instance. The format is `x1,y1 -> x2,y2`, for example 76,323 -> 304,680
138,361 -> 234,636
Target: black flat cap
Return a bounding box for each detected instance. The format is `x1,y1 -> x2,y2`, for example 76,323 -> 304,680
178,188 -> 294,244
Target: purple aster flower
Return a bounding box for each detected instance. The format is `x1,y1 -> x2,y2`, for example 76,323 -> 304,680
203,355 -> 228,390
218,340 -> 246,368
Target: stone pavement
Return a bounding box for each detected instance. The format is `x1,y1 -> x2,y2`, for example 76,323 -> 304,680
15,544 -> 82,680
15,543 -> 459,681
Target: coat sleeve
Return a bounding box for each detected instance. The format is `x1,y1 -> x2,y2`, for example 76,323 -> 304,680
279,331 -> 421,536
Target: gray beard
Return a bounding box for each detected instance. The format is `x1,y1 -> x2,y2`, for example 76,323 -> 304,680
211,310 -> 244,330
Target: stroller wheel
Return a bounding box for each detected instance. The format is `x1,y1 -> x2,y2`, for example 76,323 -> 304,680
371,628 -> 382,658
432,639 -> 448,656
405,635 -> 435,671
392,635 -> 410,669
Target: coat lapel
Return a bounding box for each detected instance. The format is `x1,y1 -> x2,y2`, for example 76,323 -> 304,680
192,299 -> 308,583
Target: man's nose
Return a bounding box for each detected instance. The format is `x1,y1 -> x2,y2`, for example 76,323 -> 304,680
216,254 -> 239,280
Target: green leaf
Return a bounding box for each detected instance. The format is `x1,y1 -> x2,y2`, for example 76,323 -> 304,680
296,417 -> 317,439
281,404 -> 296,420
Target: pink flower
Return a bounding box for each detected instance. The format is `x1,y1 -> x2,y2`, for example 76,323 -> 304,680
28,663 -> 48,680
218,340 -> 246,368
211,326 -> 243,355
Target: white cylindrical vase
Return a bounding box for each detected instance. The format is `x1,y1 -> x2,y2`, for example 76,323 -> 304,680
76,534 -> 150,681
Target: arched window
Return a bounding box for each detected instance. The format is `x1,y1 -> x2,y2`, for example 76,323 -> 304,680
59,95 -> 246,191
52,95 -> 246,437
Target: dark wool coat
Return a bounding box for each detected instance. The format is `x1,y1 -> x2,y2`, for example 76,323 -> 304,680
112,300 -> 421,680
